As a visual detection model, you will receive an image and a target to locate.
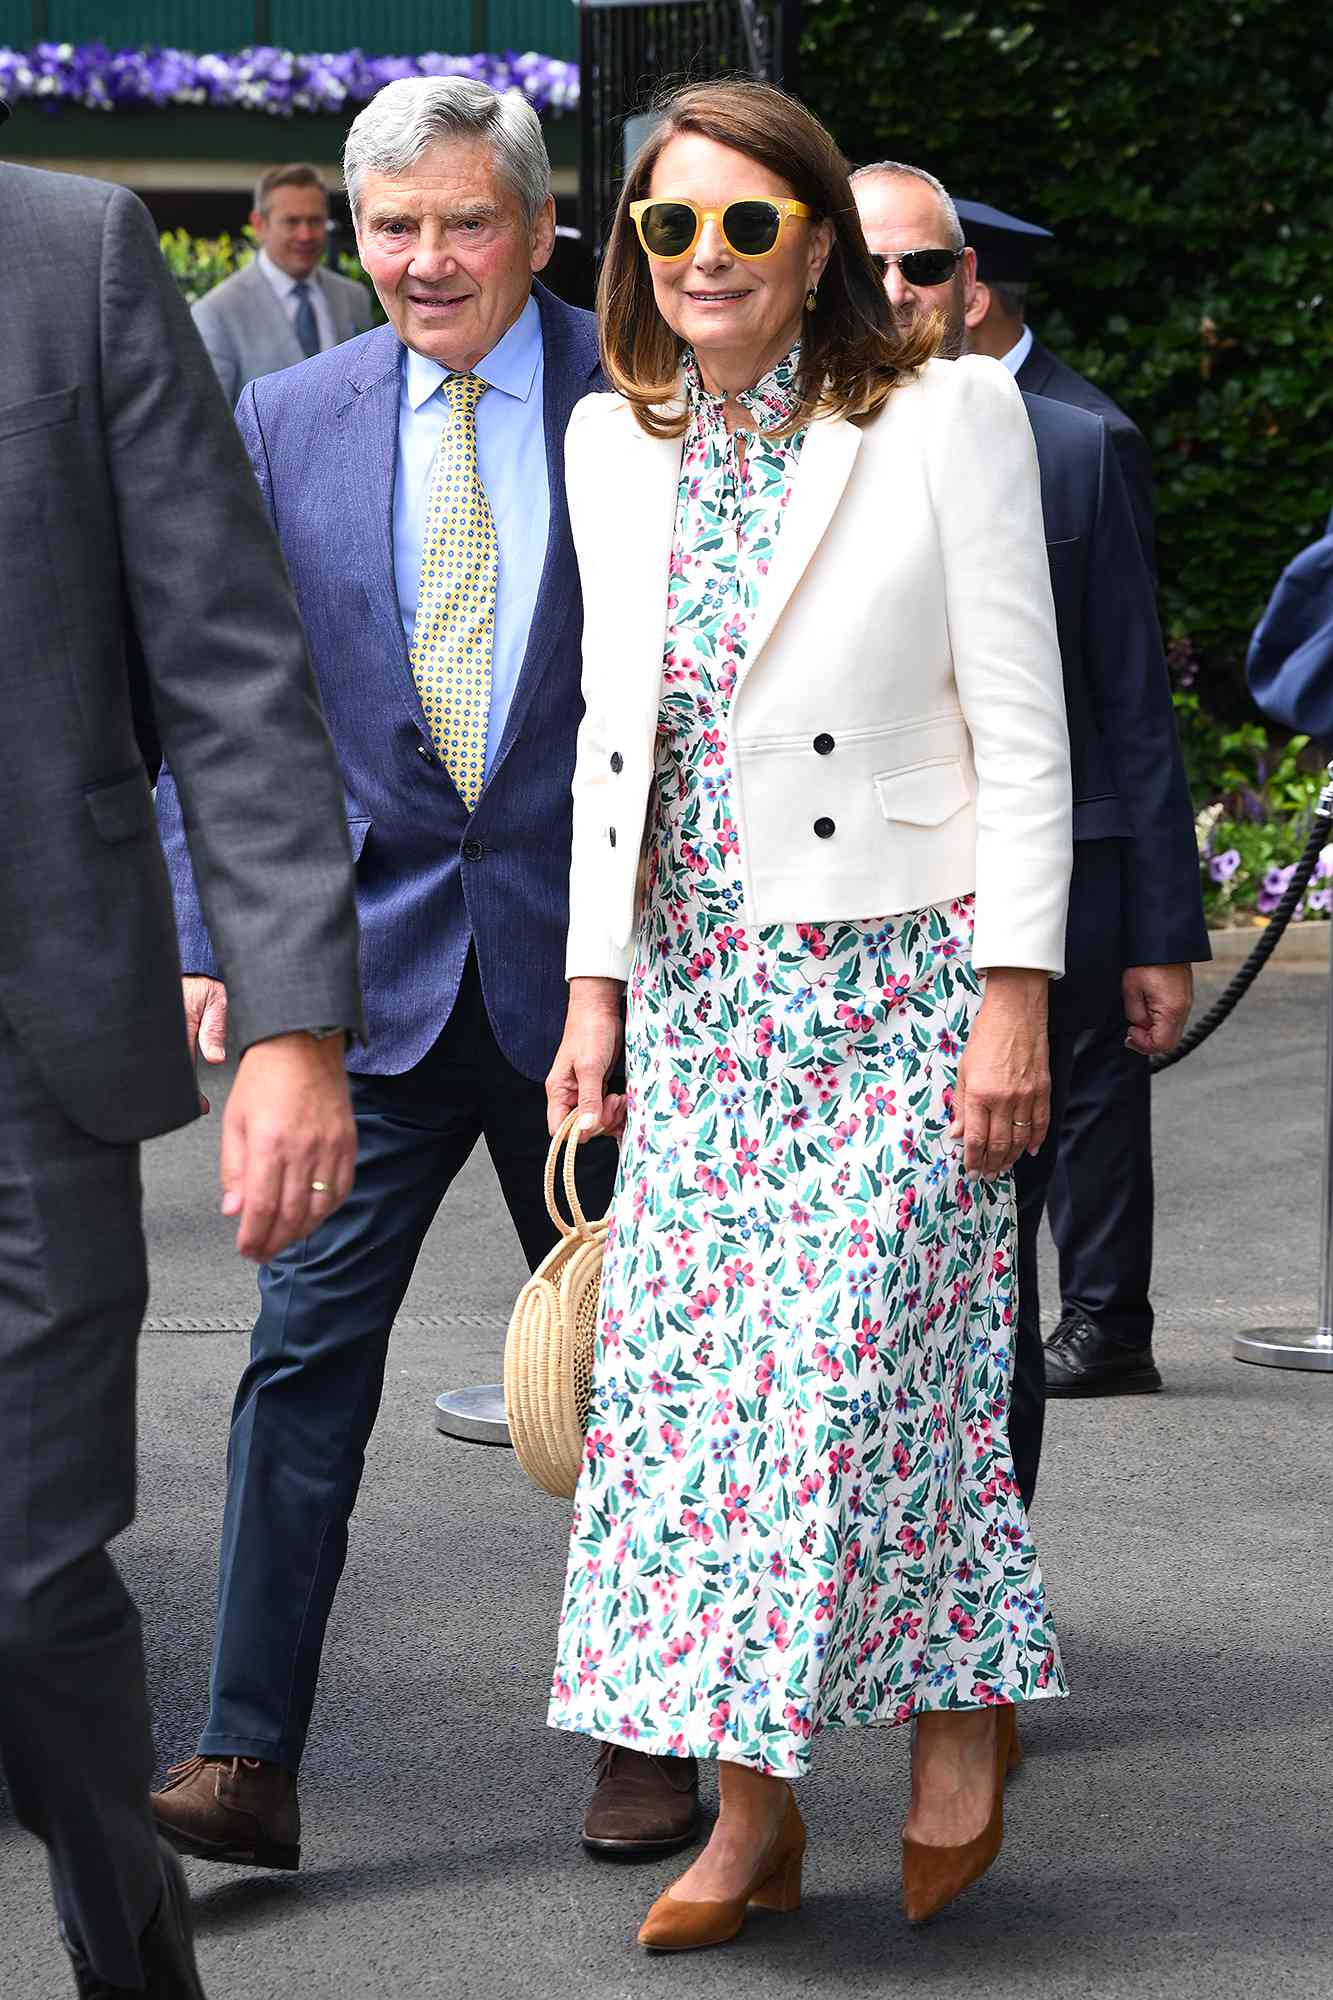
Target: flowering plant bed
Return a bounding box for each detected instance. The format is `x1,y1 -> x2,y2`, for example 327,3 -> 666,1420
0,42 -> 578,119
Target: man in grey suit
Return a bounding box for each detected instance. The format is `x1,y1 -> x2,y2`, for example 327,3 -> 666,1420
0,107 -> 364,1998
192,163 -> 373,405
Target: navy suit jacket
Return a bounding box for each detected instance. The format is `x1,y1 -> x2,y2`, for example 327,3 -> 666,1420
156,280 -> 601,1080
1247,507 -> 1333,742
1018,335 -> 1156,583
1023,390 -> 1208,967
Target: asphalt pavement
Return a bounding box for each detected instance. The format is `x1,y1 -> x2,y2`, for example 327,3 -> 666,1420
4,962 -> 1332,1999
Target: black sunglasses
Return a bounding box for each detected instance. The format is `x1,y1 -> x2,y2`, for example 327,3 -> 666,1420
869,246 -> 964,287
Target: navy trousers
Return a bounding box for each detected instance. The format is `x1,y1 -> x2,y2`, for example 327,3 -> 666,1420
198,954 -> 619,1770
1010,841 -> 1152,1508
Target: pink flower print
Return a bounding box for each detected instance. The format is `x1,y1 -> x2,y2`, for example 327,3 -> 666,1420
956,1181 -> 973,1216
754,1350 -> 776,1396
992,1250 -> 1009,1281
936,932 -> 961,960
577,1646 -> 603,1691
866,1084 -> 897,1120
617,1714 -> 643,1741
882,973 -> 912,1009
686,1284 -> 719,1321
755,1015 -> 778,1058
815,1580 -> 838,1623
783,1702 -> 813,1741
796,1469 -> 824,1506
687,948 -> 716,982
646,1272 -> 668,1297
766,1608 -> 789,1650
722,1483 -> 751,1525
734,1138 -> 761,1180
695,1161 -> 727,1200
708,1701 -> 733,1742
789,1198 -> 812,1224
782,1103 -> 811,1132
620,1468 -> 639,1498
679,840 -> 708,878
949,1606 -> 978,1641
724,1259 -> 755,1289
713,1046 -> 739,1081
896,1187 -> 917,1231
797,924 -> 829,959
717,817 -> 740,857
832,1115 -> 862,1151
700,1606 -> 721,1637
585,1428 -> 616,1467
661,1632 -> 696,1667
1037,1648 -> 1057,1690
937,1027 -> 960,1057
892,1440 -> 912,1481
897,1522 -> 927,1560
971,1682 -> 1006,1706
717,1646 -> 737,1678
660,1422 -> 685,1460
828,1442 -> 854,1476
668,1075 -> 694,1117
856,1632 -> 883,1665
710,1390 -> 736,1426
855,1319 -> 883,1365
797,1251 -> 819,1292
899,1124 -> 920,1161
666,1731 -> 688,1757
681,1507 -> 714,1545
836,1001 -> 875,1035
649,1370 -> 673,1396
551,1672 -> 571,1704
847,1218 -> 873,1258
716,925 -> 747,955
700,729 -> 726,767
769,1551 -> 788,1580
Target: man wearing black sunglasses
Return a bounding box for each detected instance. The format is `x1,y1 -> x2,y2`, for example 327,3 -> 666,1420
853,161 -> 1207,1503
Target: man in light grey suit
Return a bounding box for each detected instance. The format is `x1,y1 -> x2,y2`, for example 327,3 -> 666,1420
0,106 -> 364,1999
192,162 -> 373,405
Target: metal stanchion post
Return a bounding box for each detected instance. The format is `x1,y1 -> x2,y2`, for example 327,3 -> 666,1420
1235,897 -> 1333,1372
433,1381 -> 512,1445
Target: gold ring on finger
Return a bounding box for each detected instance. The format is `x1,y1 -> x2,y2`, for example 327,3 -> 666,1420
310,1179 -> 331,1194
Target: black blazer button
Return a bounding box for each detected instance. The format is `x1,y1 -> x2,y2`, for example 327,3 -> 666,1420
610,751 -> 624,773
608,826 -> 618,848
461,838 -> 484,861
813,733 -> 835,756
814,817 -> 836,839
416,742 -> 433,761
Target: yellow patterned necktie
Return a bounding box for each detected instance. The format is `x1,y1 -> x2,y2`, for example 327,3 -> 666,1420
410,371 -> 496,810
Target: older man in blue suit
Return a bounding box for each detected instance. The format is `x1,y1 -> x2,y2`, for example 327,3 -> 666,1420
150,78 -> 702,1874
1248,508 -> 1333,741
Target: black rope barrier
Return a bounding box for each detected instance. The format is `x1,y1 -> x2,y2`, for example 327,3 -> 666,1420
1151,764 -> 1333,1075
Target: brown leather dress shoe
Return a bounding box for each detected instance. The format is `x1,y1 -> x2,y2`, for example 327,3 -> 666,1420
582,1744 -> 702,1857
150,1754 -> 300,1871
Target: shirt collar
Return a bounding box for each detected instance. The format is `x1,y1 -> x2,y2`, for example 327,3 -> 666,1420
404,291 -> 543,413
257,247 -> 307,301
682,339 -> 804,432
998,324 -> 1034,377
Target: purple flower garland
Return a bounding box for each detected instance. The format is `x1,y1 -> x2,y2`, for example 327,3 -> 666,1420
0,42 -> 579,117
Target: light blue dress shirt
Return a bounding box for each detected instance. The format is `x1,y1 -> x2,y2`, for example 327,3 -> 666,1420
393,292 -> 549,779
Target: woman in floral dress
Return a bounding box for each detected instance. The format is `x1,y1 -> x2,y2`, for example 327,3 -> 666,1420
546,81 -> 1072,1947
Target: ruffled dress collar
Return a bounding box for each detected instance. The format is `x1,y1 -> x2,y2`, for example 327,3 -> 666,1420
681,341 -> 804,434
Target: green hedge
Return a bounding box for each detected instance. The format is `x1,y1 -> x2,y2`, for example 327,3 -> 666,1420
800,0 -> 1333,717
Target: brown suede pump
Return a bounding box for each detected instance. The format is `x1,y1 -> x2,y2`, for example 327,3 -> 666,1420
637,1793 -> 807,1952
901,1703 -> 1018,1925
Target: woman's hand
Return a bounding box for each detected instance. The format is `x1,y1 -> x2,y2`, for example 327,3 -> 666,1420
950,968 -> 1051,1178
546,977 -> 627,1140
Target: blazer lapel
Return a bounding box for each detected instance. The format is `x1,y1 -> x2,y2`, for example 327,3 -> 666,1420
732,415 -> 862,696
1015,337 -> 1054,398
242,261 -> 303,369
338,330 -> 433,743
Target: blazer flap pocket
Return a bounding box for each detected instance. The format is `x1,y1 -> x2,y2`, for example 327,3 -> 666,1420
85,769 -> 156,844
346,816 -> 371,861
0,387 -> 78,443
874,756 -> 971,827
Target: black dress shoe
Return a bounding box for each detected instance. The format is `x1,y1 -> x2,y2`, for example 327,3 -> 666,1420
1044,1311 -> 1163,1397
68,1840 -> 206,1997
583,1744 -> 702,1857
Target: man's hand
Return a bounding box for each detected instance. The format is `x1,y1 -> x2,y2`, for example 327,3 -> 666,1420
182,975 -> 229,1113
220,1032 -> 356,1263
1123,963 -> 1194,1058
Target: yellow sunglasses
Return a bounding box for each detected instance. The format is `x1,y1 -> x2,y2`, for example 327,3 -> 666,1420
630,196 -> 814,263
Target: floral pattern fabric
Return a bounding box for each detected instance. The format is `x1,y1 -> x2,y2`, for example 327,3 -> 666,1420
549,347 -> 1066,1778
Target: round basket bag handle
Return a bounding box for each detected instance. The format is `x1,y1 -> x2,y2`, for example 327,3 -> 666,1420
543,1108 -> 601,1242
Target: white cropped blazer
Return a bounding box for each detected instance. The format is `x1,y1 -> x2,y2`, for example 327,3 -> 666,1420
563,355 -> 1073,983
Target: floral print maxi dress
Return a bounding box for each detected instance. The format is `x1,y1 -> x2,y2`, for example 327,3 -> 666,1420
548,349 -> 1066,1779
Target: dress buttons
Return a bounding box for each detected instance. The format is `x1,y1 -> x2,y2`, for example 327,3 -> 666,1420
609,826 -> 618,848
610,751 -> 624,774
814,817 -> 836,840
813,733 -> 835,756
416,742 -> 433,762
461,838 -> 484,862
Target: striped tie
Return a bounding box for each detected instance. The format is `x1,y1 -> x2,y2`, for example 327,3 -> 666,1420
409,373 -> 497,810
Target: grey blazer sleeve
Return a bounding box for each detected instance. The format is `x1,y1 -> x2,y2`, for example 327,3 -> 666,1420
105,187 -> 364,1049
190,291 -> 241,407
1081,424 -> 1209,966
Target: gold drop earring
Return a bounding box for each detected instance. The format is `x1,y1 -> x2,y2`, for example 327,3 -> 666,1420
805,286 -> 819,313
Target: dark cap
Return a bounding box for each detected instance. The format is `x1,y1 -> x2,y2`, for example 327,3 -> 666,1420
954,199 -> 1052,284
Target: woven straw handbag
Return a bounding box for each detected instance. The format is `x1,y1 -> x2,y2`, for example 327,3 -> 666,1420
504,1108 -> 611,1499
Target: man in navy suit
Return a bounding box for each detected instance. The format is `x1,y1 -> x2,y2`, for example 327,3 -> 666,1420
151,78 -> 701,1873
854,164 -> 1207,1500
1248,508 -> 1333,740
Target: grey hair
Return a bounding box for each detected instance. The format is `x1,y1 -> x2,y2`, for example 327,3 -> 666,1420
850,160 -> 964,251
343,76 -> 551,226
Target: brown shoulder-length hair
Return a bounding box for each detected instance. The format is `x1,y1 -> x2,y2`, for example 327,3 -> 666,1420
598,78 -> 939,439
